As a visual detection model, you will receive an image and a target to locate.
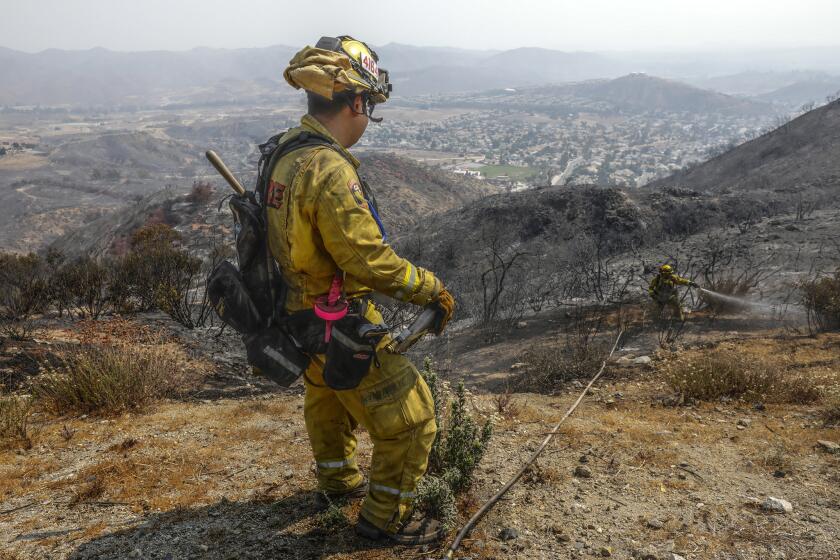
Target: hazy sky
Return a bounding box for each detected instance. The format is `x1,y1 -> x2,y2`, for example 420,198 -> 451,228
3,0 -> 839,53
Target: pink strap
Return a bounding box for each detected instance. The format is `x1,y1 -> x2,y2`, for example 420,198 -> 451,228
315,272 -> 348,343
327,274 -> 343,306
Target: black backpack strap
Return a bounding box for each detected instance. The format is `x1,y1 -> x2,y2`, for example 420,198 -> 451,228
255,129 -> 350,323
256,130 -> 354,205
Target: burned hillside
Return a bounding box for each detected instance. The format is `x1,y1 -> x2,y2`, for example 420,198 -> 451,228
45,149 -> 495,260
651,98 -> 840,197
357,152 -> 495,231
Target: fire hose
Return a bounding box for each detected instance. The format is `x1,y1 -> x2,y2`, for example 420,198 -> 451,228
441,328 -> 624,560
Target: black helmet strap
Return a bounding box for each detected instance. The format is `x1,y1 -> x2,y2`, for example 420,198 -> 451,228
343,93 -> 383,123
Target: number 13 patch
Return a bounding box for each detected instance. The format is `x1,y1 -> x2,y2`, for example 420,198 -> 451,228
266,180 -> 286,209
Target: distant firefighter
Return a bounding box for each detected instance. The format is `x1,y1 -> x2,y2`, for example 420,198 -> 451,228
649,264 -> 697,321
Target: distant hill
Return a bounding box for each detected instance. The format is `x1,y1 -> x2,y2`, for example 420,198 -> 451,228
688,70 -> 833,96
391,49 -> 625,95
757,78 -> 840,108
0,45 -> 299,106
439,74 -> 773,118
48,132 -> 200,173
376,43 -> 495,72
651,99 -> 840,194
390,65 -> 509,95
6,43 -> 840,106
479,48 -> 621,84
565,73 -> 770,115
0,44 -> 622,104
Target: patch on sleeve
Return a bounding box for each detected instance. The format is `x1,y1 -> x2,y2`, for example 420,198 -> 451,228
266,180 -> 286,209
347,180 -> 369,210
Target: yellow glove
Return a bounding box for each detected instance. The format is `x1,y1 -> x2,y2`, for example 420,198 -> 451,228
430,288 -> 455,335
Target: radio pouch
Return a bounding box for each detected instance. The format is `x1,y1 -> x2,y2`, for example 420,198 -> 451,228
323,313 -> 382,391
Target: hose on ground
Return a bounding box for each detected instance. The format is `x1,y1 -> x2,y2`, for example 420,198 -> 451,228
441,329 -> 625,559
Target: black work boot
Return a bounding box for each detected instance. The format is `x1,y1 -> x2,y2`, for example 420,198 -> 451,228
356,515 -> 443,545
314,480 -> 368,510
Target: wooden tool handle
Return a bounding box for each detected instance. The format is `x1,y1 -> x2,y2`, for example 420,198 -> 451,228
205,150 -> 246,195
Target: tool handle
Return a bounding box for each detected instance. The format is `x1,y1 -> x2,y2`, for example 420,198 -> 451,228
386,307 -> 438,353
205,150 -> 246,196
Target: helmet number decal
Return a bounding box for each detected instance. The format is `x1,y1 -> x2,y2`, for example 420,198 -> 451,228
359,52 -> 379,80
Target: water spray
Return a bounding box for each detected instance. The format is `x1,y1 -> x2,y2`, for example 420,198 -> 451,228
695,287 -> 803,318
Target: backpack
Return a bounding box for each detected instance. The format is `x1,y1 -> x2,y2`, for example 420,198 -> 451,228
206,130 -> 340,386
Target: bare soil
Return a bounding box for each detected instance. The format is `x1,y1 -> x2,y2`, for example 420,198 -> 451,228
1,315 -> 838,560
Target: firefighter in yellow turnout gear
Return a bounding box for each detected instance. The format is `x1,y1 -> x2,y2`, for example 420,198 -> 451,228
648,264 -> 697,321
267,36 -> 454,545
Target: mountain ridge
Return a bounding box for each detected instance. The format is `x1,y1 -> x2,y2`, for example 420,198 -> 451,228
651,98 -> 840,194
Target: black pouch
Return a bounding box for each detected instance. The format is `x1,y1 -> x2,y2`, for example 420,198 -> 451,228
280,309 -> 328,355
323,314 -> 379,391
244,326 -> 310,387
206,261 -> 263,334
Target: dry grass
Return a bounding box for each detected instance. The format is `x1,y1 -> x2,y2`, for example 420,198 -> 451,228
73,316 -> 173,346
55,452 -> 219,512
822,397 -> 840,426
522,461 -> 561,485
493,386 -> 520,420
34,342 -> 190,416
0,395 -> 34,449
760,444 -> 793,472
0,456 -> 59,499
107,437 -> 138,453
514,340 -> 608,392
18,399 -> 314,515
68,475 -> 106,506
659,347 -> 825,403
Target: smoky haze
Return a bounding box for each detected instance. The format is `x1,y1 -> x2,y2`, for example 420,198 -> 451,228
2,0 -> 840,53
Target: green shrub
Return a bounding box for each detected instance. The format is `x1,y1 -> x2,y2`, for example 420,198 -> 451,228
0,394 -> 34,448
416,358 -> 492,530
801,269 -> 840,332
35,343 -> 185,415
415,475 -> 457,531
434,382 -> 493,493
315,503 -> 349,531
660,349 -> 821,403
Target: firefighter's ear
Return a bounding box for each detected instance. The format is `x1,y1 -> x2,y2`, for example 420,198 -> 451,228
352,94 -> 365,115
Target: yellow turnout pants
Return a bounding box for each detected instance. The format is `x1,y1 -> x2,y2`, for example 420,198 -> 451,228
302,304 -> 437,533
653,293 -> 684,321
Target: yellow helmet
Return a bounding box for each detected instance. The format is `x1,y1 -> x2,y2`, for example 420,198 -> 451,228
315,36 -> 391,102
660,264 -> 673,274
284,35 -> 391,121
